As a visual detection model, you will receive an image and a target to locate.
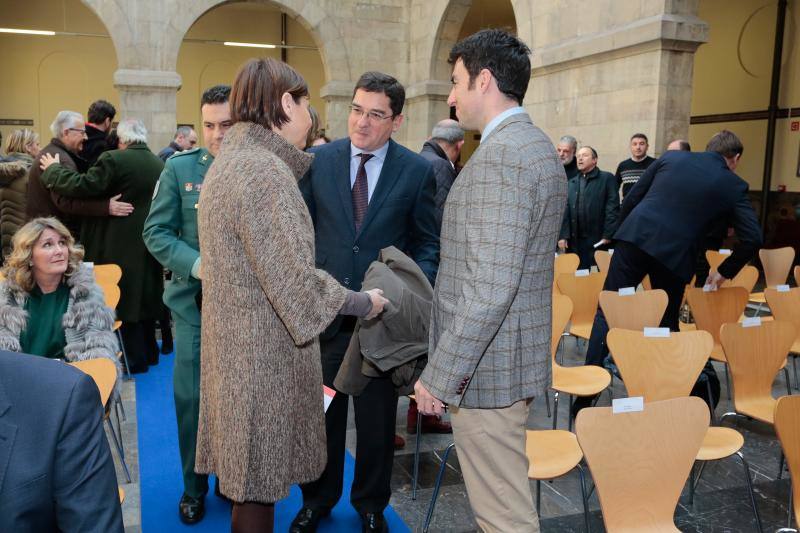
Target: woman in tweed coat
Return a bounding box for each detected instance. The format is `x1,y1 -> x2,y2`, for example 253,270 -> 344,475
195,58 -> 386,532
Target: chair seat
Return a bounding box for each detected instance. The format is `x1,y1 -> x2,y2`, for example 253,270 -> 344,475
696,426 -> 744,461
679,322 -> 697,332
552,365 -> 611,396
526,430 -> 583,480
710,343 -> 727,362
748,292 -> 766,304
736,397 -> 777,425
114,320 -> 121,331
792,339 -> 800,355
569,322 -> 592,340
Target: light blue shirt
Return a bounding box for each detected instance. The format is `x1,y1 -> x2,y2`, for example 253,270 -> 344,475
480,106 -> 527,143
350,141 -> 390,202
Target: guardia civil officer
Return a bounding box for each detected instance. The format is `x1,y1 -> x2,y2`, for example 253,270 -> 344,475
142,85 -> 232,524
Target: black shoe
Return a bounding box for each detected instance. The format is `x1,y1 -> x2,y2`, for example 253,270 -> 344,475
360,512 -> 388,533
289,507 -> 330,533
160,341 -> 173,355
179,493 -> 205,525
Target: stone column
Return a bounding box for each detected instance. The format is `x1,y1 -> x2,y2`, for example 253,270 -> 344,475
113,69 -> 182,153
320,80 -> 355,140
403,80 -> 452,150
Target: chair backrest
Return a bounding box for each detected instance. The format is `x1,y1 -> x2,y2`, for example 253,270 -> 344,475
775,395 -> 800,522
69,358 -> 117,407
607,329 -> 713,401
760,247 -> 795,287
556,272 -> 606,326
686,287 -> 749,344
599,289 -> 668,330
553,253 -> 580,296
706,249 -> 730,273
594,250 -> 611,273
641,274 -> 652,290
551,294 -> 573,360
720,320 -> 796,414
765,287 -> 800,341
576,397 -> 709,532
722,265 -> 758,293
795,265 -> 800,288
92,264 -> 122,310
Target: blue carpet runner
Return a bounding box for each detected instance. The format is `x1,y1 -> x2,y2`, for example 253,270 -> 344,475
136,350 -> 409,532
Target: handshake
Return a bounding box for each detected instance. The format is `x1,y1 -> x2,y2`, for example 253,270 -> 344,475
363,288 -> 389,320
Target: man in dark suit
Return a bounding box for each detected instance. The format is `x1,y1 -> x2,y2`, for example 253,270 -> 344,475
0,350 -> 123,532
574,130 -> 763,413
291,72 -> 439,533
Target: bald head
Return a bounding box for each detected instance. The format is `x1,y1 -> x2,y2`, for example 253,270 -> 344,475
667,139 -> 691,152
430,118 -> 464,163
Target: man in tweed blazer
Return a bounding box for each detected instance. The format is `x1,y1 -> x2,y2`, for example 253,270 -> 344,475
415,30 -> 566,532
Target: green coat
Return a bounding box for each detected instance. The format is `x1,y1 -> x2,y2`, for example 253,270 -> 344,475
40,143 -> 164,323
142,147 -> 211,327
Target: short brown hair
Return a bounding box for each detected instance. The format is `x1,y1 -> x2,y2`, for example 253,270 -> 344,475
706,130 -> 744,159
230,58 -> 308,129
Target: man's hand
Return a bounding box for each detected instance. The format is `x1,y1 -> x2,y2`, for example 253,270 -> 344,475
108,194 -> 134,217
364,288 -> 388,320
557,239 -> 568,251
705,271 -> 727,290
414,380 -> 445,416
39,152 -> 60,171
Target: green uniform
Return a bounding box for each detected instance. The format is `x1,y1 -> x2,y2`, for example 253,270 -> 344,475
142,147 -> 210,498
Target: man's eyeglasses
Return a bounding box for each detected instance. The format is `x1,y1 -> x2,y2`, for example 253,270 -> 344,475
67,128 -> 87,135
349,105 -> 394,123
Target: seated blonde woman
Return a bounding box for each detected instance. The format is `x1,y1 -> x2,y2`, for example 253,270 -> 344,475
0,217 -> 118,368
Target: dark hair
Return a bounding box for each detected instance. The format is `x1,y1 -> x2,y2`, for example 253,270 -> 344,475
106,128 -> 119,150
353,72 -> 405,117
631,133 -> 648,143
201,84 -> 231,107
580,146 -> 598,159
230,59 -> 307,129
706,130 -> 744,158
677,140 -> 691,151
87,100 -> 116,124
448,29 -> 531,105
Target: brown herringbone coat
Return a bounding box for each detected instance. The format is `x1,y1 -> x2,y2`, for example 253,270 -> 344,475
195,122 -> 347,503
420,113 -> 567,409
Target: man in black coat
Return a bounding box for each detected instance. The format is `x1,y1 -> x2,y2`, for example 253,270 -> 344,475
81,99 -> 116,165
558,146 -> 619,269
573,130 -> 763,413
419,118 -> 464,231
0,351 -> 123,532
293,72 -> 439,533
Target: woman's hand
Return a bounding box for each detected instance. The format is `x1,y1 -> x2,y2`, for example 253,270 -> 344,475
39,152 -> 60,171
363,288 -> 388,320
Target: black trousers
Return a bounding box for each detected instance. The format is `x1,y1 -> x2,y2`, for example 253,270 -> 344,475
120,320 -> 159,372
300,327 -> 398,514
569,237 -> 598,270
573,240 -> 720,412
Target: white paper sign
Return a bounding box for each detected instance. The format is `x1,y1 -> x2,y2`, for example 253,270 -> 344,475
644,327 -> 670,337
742,317 -> 762,328
323,385 -> 336,413
575,269 -> 590,277
719,249 -> 732,255
593,240 -> 606,249
703,284 -> 717,292
619,287 -> 636,296
613,396 -> 644,414
777,284 -> 791,293
608,249 -> 614,255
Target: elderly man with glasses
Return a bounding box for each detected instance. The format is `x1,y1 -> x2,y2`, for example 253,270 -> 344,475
27,110 -> 133,241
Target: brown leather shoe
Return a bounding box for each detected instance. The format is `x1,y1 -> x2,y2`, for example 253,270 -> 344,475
394,434 -> 405,449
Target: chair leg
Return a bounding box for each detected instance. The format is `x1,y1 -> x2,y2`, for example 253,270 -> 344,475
692,461 -> 707,492
117,330 -> 131,380
779,451 -> 786,480
545,390 -> 551,418
116,395 -> 126,423
535,479 -> 541,515
106,418 -> 132,483
606,387 -> 613,404
113,406 -> 125,456
553,392 -> 559,430
724,364 -> 732,401
736,451 -> 763,533
785,367 -> 793,396
576,464 -> 591,533
789,485 -> 794,529
423,443 -> 456,533
412,405 -> 422,501
705,379 -> 717,425
793,355 -> 799,392
689,461 -> 697,506
568,395 -> 574,432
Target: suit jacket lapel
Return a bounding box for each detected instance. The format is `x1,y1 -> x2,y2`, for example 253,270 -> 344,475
0,385 -> 16,495
357,140 -> 403,237
333,142 -> 356,238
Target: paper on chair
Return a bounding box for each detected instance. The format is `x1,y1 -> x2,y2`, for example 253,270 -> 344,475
619,287 -> 636,296
575,269 -> 590,277
608,249 -> 614,255
777,284 -> 791,292
719,249 -> 732,255
644,327 -> 670,337
742,317 -> 762,328
703,284 -> 717,292
323,386 -> 336,412
613,396 -> 644,414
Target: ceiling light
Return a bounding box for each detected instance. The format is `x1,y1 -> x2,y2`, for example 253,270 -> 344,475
0,27 -> 55,36
223,41 -> 276,49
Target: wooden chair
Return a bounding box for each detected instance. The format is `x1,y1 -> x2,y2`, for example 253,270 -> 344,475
607,328 -> 763,530
706,249 -> 731,273
119,486 -> 125,503
722,265 -> 759,293
775,395 -> 800,531
594,249 -> 611,273
750,247 -> 796,305
550,294 -> 611,430
576,396 -> 709,532
686,287 -> 749,398
526,429 -> 590,532
92,264 -> 130,379
599,289 -> 668,331
765,287 -> 800,390
70,359 -> 132,483
795,266 -> 799,287
554,253 -> 580,296
556,271 -> 606,340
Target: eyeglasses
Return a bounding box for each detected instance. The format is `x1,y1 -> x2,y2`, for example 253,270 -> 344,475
67,128 -> 87,135
349,105 -> 394,123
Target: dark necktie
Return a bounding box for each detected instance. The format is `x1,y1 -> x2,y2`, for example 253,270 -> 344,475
352,153 -> 373,232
